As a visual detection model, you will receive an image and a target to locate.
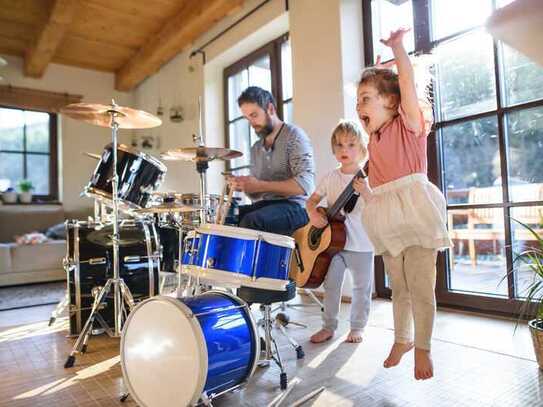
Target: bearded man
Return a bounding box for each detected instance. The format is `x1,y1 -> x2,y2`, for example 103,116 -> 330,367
228,86 -> 315,236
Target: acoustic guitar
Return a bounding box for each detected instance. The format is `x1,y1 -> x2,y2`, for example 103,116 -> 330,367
290,169 -> 366,288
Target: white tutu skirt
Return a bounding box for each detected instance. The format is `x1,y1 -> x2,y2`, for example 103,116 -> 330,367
361,174 -> 452,257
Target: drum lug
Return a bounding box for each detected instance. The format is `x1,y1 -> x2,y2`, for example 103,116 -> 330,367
206,258 -> 215,268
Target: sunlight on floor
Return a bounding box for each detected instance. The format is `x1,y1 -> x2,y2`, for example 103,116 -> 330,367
14,355 -> 120,399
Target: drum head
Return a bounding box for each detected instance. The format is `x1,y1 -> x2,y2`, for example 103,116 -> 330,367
121,296 -> 207,407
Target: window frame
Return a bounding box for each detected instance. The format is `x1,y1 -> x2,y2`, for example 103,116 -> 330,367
223,33 -> 290,171
0,105 -> 59,203
362,0 -> 543,316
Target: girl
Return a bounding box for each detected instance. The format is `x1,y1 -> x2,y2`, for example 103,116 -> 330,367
307,120 -> 374,344
353,29 -> 451,380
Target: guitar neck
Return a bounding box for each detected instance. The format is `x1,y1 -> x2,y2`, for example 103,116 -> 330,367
326,169 -> 364,219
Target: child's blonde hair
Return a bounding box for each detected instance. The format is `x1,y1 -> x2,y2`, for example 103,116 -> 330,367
358,54 -> 434,129
331,120 -> 368,164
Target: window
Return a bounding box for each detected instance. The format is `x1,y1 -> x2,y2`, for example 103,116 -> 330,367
223,34 -> 292,173
363,0 -> 543,313
0,106 -> 58,201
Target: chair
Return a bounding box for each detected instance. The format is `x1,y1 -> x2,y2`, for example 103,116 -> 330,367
236,280 -> 305,390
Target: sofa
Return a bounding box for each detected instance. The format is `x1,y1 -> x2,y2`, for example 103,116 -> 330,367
0,205 -> 67,287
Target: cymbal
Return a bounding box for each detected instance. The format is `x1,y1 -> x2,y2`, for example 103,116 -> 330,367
87,225 -> 144,247
134,203 -> 203,214
161,146 -> 242,162
83,152 -> 101,160
60,103 -> 162,129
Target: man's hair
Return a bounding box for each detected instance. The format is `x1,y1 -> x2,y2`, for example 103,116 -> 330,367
237,86 -> 277,111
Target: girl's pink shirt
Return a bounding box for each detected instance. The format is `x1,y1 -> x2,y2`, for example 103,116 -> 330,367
367,106 -> 429,188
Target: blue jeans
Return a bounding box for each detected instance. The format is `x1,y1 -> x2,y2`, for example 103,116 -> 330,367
238,200 -> 309,236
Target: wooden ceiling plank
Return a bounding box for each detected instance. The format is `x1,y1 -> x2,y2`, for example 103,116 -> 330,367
115,0 -> 243,91
24,0 -> 78,78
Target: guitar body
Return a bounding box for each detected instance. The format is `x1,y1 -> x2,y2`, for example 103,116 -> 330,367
290,220 -> 346,288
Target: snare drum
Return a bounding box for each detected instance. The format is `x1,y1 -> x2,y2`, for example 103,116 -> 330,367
183,224 -> 294,291
121,292 -> 259,406
180,193 -> 221,225
86,144 -> 166,209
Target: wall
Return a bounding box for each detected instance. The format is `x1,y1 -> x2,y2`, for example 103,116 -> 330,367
0,54 -> 135,214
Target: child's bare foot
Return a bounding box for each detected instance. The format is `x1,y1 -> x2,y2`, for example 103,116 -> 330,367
310,328 -> 334,343
345,329 -> 363,343
414,348 -> 433,380
383,342 -> 414,368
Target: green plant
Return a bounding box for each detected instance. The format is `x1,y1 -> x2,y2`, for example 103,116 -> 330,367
511,219 -> 543,324
17,179 -> 34,193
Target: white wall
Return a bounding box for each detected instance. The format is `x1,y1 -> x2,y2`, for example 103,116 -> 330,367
0,54 -> 135,214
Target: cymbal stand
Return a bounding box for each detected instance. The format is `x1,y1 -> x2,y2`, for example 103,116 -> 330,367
65,101 -> 136,368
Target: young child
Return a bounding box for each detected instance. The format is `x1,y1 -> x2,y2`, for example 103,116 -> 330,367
308,120 -> 374,344
353,28 -> 451,380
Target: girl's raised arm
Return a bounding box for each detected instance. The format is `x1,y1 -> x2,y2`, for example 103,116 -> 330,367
381,28 -> 422,133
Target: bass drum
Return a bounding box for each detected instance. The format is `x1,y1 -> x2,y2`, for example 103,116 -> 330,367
65,219 -> 160,335
121,292 -> 259,407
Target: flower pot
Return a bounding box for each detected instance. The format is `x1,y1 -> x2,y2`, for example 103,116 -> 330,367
529,319 -> 543,369
2,190 -> 17,203
19,191 -> 33,203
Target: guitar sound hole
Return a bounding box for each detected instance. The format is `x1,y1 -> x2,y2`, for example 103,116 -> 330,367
309,227 -> 322,249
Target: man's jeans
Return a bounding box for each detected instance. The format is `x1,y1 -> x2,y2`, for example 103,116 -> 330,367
238,199 -> 309,236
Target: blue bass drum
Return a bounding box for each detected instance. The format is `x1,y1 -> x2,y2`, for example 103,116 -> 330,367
183,224 -> 294,291
120,292 -> 259,407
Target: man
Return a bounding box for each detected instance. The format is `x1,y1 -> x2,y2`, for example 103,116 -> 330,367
229,86 -> 315,236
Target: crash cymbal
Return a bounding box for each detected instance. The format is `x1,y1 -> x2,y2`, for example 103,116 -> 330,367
60,103 -> 162,129
83,152 -> 101,160
134,203 -> 203,214
161,146 -> 242,162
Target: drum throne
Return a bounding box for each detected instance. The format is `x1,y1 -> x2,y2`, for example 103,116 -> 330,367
237,280 -> 305,390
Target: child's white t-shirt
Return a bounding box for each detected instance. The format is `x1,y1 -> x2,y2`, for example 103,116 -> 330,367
315,168 -> 374,253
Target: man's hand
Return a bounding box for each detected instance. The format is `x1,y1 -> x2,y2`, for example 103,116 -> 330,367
308,207 -> 328,229
228,175 -> 262,194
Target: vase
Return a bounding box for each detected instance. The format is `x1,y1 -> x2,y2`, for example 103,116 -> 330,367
19,191 -> 33,203
2,191 -> 17,203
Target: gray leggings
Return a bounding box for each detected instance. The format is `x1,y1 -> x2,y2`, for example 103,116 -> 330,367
322,250 -> 374,332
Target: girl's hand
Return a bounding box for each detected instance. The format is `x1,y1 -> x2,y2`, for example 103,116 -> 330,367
375,54 -> 396,69
309,207 -> 328,229
380,28 -> 410,49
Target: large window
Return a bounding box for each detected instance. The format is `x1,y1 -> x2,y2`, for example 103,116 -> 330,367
0,106 -> 58,201
223,34 -> 292,173
363,0 -> 543,314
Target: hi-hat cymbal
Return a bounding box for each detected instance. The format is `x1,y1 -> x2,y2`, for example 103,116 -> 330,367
134,203 -> 203,214
60,103 -> 162,129
83,152 -> 101,160
161,146 -> 242,162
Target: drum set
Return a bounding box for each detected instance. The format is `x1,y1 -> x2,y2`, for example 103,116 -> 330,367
58,101 -> 301,406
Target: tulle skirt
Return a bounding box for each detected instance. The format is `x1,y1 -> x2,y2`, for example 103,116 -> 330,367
361,174 -> 452,257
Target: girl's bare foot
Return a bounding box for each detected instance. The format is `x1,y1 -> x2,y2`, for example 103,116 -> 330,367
345,329 -> 363,343
310,328 -> 334,343
414,348 -> 433,380
383,342 -> 414,368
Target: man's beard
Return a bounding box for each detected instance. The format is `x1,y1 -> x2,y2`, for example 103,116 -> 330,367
255,114 -> 274,138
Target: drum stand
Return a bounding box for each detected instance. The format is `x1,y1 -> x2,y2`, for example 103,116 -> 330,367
65,103 -> 136,368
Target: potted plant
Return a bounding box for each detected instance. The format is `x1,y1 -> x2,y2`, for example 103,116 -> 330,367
2,187 -> 17,203
18,180 -> 34,203
511,219 -> 543,369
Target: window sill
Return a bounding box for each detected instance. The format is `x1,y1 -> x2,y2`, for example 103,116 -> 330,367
1,201 -> 62,206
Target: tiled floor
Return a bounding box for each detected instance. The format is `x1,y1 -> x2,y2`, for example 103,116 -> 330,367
0,296 -> 542,407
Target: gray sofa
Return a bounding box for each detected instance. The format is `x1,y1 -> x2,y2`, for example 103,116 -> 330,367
0,205 -> 67,287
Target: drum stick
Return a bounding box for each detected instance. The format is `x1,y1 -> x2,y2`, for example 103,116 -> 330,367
217,183 -> 226,224
290,386 -> 326,407
266,377 -> 300,407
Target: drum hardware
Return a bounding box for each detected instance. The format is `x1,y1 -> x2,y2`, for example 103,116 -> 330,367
60,101 -> 161,368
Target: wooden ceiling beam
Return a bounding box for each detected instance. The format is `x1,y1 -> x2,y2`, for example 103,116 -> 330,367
24,0 -> 78,78
115,0 -> 243,91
